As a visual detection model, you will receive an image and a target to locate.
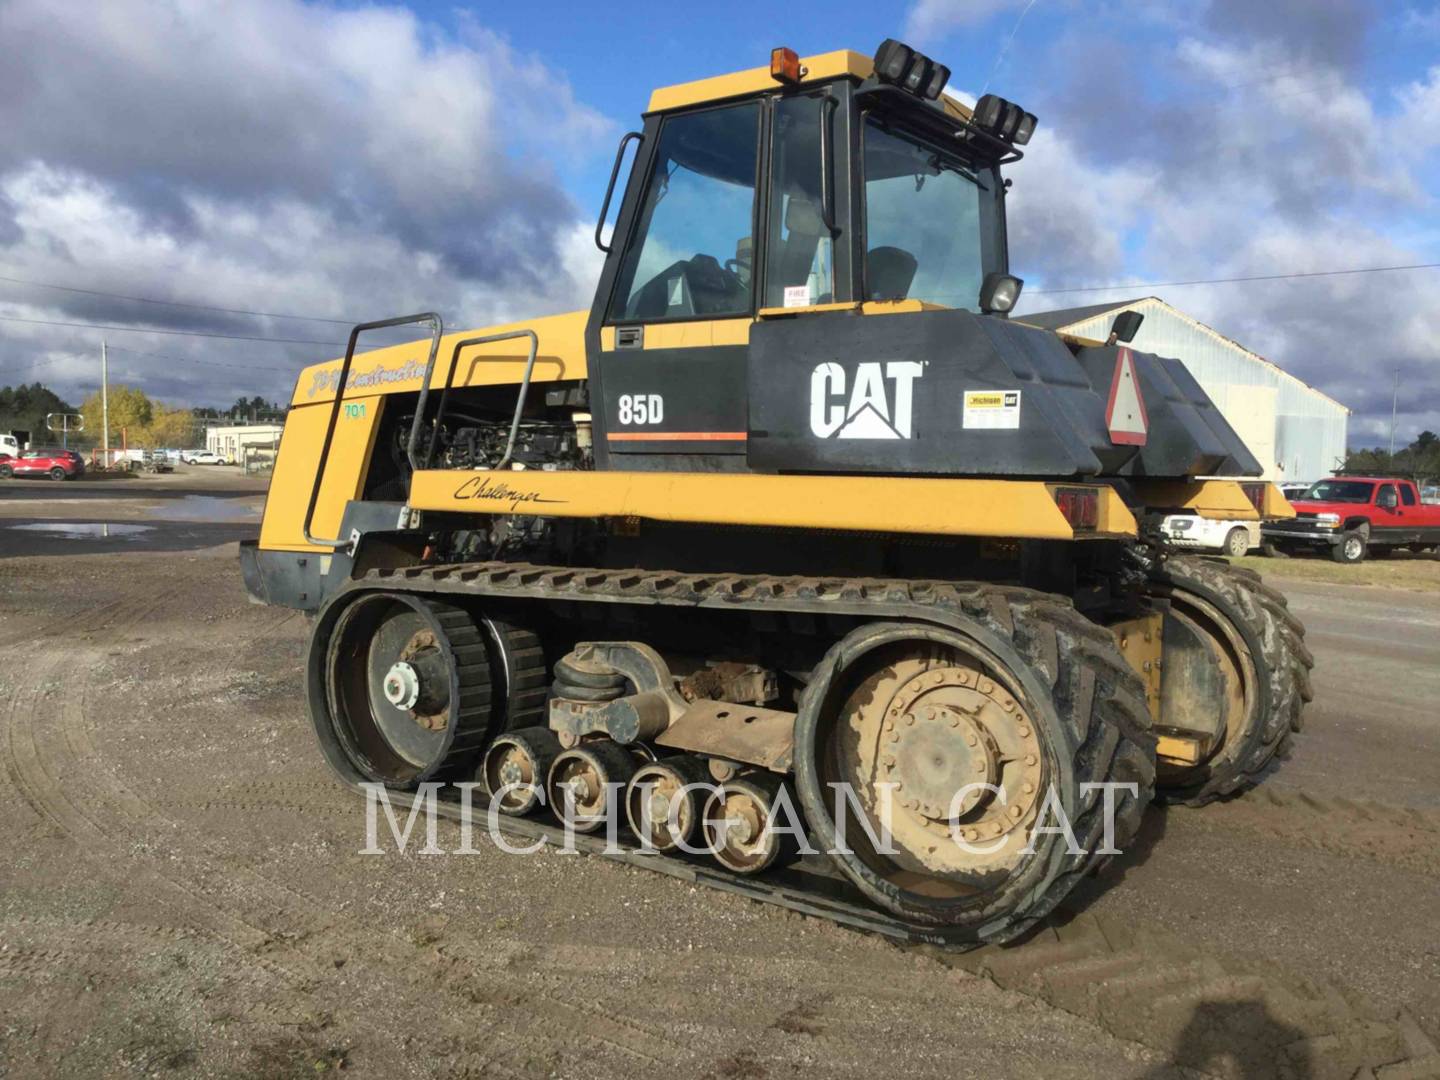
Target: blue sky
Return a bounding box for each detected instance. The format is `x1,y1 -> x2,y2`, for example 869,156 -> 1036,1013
1,0 -> 1438,446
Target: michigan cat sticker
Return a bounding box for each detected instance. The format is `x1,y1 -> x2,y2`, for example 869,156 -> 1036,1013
962,389 -> 1021,430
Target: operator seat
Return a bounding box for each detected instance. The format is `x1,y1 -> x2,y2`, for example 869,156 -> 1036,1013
866,246 -> 918,301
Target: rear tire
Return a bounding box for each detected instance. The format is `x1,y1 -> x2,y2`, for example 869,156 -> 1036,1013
49,467 -> 66,481
795,593 -> 1155,945
1332,532 -> 1366,563
1148,557 -> 1313,806
1223,527 -> 1249,557
0,465 -> 12,479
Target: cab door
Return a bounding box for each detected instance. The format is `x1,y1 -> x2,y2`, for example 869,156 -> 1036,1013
589,89 -> 845,472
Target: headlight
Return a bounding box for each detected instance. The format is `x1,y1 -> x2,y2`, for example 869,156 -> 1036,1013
1315,513 -> 1340,526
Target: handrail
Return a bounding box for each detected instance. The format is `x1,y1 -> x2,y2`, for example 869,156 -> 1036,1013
304,312 -> 442,548
420,329 -> 541,473
594,131 -> 643,253
818,95 -> 837,234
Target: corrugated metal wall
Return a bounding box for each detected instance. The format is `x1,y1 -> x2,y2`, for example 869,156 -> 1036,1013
1058,299 -> 1348,482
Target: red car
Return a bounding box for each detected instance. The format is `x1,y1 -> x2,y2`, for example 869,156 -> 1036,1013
0,447 -> 86,481
1262,476 -> 1440,562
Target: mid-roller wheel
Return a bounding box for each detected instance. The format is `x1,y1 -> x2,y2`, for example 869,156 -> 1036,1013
702,773 -> 797,874
625,755 -> 711,852
547,742 -> 637,833
482,726 -> 563,815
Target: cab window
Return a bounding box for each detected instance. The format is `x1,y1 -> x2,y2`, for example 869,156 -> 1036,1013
610,103 -> 760,322
1400,484 -> 1417,507
862,116 -> 995,308
763,94 -> 834,309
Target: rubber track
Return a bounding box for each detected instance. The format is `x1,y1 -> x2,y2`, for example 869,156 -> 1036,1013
343,560 -> 1154,946
1152,556 -> 1315,806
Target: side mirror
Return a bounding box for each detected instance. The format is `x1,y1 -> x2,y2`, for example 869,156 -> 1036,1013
1107,310 -> 1144,345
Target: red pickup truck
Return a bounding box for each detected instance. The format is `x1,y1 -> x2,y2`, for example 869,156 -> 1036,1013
1261,477 -> 1440,563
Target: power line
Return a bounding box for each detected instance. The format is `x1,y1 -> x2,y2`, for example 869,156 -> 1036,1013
108,344 -> 298,374
0,271 -> 365,326
1029,261 -> 1440,295
0,312 -> 347,347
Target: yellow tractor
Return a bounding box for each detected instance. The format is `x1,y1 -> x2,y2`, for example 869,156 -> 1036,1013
242,41 -> 1309,945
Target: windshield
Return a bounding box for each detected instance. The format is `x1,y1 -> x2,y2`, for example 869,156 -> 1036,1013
1302,480 -> 1374,503
862,116 -> 996,308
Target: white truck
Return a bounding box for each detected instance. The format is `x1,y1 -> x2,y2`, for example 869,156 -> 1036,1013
0,432 -> 22,459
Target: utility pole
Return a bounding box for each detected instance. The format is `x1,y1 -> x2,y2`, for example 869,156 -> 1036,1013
101,339 -> 110,466
1388,367 -> 1398,461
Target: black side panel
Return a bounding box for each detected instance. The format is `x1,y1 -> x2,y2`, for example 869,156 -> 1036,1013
747,308 -> 1259,480
599,344 -> 749,469
239,540 -> 326,611
748,309 -> 1108,477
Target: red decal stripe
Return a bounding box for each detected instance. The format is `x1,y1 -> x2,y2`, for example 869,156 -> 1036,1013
607,431 -> 748,442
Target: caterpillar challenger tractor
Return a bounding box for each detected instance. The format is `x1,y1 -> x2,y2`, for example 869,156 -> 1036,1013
241,41 -> 1311,945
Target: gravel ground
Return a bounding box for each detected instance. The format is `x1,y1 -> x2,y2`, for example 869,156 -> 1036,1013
1,477 -> 1437,1079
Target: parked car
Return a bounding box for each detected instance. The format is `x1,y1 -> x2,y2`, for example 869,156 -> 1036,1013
182,450 -> 224,465
1159,513 -> 1257,556
0,447 -> 85,481
1278,482 -> 1312,502
1262,477 -> 1440,562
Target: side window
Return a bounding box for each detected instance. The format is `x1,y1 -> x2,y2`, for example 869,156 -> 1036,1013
609,103 -> 760,322
1378,484 -> 1397,508
1400,484 -> 1417,507
764,94 -> 834,308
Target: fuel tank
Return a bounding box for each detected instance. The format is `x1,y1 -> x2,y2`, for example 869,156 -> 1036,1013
746,307 -> 1260,479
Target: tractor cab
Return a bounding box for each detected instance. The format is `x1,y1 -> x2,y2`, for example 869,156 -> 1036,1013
586,41 -> 1037,471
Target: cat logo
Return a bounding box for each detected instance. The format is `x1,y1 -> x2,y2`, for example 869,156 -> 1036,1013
809,361 -> 925,439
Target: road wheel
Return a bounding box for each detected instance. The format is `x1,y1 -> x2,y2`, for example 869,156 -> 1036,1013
310,592 -> 493,788
49,466 -> 67,481
1332,532 -> 1366,563
0,464 -> 12,479
1223,527 -> 1250,557
1147,557 -> 1313,806
795,595 -> 1154,946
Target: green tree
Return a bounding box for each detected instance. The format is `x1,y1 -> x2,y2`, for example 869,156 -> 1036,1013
0,382 -> 77,442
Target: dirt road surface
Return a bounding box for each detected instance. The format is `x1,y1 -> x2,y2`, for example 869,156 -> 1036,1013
2,472 -> 1438,1078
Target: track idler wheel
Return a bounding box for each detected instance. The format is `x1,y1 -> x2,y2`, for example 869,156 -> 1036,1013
318,592 -> 492,787
481,726 -> 563,815
702,773 -> 797,875
547,741 -> 637,833
626,755 -> 711,852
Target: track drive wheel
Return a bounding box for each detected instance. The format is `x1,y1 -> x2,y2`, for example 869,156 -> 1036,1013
1147,556 -> 1314,805
795,596 -> 1155,946
315,592 -> 493,787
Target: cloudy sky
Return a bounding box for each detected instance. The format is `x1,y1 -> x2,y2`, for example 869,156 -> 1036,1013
1,0 -> 1437,445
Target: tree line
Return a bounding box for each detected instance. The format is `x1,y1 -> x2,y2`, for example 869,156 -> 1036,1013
1,382 -> 286,449
1342,432 -> 1440,480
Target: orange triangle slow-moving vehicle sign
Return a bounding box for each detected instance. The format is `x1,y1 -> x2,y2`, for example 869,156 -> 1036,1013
1106,347 -> 1149,446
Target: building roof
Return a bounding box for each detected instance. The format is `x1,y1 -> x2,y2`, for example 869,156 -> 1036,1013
1015,299 -> 1148,331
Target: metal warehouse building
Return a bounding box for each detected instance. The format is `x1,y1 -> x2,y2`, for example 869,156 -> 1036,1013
1020,297 -> 1349,483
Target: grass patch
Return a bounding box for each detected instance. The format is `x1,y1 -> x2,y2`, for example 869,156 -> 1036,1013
1231,550 -> 1440,591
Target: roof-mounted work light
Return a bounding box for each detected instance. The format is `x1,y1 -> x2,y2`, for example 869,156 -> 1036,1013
873,38 -> 950,101
972,93 -> 1038,145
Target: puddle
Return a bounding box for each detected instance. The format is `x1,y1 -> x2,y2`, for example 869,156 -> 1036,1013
8,522 -> 154,540
146,495 -> 259,522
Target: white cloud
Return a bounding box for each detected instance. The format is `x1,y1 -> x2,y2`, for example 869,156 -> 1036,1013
0,0 -> 611,407
903,0 -> 1034,45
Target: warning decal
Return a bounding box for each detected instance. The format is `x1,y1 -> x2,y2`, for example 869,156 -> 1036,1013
963,389 -> 1022,430
1105,347 -> 1149,446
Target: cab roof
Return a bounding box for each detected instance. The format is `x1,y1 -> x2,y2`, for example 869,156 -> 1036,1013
646,47 -> 973,123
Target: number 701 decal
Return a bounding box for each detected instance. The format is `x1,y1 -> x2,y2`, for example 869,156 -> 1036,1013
617,394 -> 664,425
